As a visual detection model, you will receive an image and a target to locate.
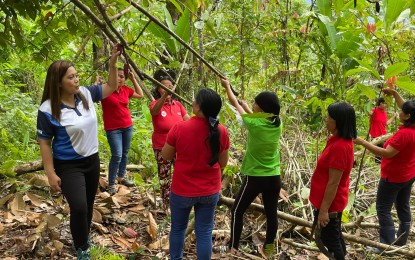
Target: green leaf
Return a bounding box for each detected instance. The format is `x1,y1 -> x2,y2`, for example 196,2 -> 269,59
176,9 -> 191,42
241,112 -> 274,118
395,80 -> 415,95
384,0 -> 411,32
205,20 -> 218,39
168,0 -> 184,14
355,59 -> 380,80
145,21 -> 177,54
316,0 -> 332,18
384,62 -> 409,79
344,68 -> 369,77
317,14 -> 339,51
163,7 -> 175,31
356,83 -> 377,99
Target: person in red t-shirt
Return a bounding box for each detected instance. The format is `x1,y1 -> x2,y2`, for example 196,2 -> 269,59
150,70 -> 190,207
369,97 -> 396,163
161,88 -> 230,260
354,89 -> 415,251
309,102 -> 356,260
100,68 -> 144,195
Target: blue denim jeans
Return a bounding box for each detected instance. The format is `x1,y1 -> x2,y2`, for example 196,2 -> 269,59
106,126 -> 133,186
376,177 -> 415,245
169,191 -> 219,260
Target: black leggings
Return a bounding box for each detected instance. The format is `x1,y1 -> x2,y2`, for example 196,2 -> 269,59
54,153 -> 100,250
230,175 -> 281,249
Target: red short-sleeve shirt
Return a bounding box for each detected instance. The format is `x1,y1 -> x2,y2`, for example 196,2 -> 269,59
309,135 -> 354,212
101,86 -> 134,131
381,125 -> 415,182
370,108 -> 387,138
150,100 -> 188,149
166,117 -> 230,197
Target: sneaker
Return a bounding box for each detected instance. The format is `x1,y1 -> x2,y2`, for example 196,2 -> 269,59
76,248 -> 90,260
107,185 -> 117,195
118,178 -> 134,187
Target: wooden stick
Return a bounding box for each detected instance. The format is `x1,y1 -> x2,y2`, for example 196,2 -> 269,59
127,0 -> 240,96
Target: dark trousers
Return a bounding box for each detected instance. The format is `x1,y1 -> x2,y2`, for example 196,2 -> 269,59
376,177 -> 415,245
230,175 -> 281,249
313,210 -> 346,260
54,153 -> 100,250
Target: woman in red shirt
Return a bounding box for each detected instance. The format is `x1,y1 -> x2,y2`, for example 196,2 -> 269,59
101,69 -> 144,195
309,102 -> 356,260
150,70 -> 190,208
369,97 -> 396,163
161,88 -> 230,260
354,89 -> 415,250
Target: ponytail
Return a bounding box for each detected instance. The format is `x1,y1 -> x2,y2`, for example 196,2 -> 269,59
207,117 -> 220,166
271,115 -> 281,127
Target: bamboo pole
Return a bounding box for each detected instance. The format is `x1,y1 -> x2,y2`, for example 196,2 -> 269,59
127,0 -> 240,96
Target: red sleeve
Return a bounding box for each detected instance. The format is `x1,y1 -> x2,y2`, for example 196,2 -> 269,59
178,101 -> 188,116
328,141 -> 351,171
150,100 -> 157,110
387,130 -> 407,151
219,125 -> 230,152
166,123 -> 178,147
127,86 -> 134,98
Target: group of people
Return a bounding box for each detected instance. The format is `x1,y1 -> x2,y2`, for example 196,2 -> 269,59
37,47 -> 415,260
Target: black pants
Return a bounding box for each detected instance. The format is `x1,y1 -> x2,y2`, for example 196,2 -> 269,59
313,210 -> 346,260
376,177 -> 415,245
54,153 -> 100,250
229,175 -> 281,249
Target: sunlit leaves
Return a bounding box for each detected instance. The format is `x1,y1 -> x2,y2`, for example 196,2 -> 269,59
384,62 -> 409,80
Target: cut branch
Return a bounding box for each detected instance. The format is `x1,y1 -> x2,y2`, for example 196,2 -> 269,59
219,195 -> 415,258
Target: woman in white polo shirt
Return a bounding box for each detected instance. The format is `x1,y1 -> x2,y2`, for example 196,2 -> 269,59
37,46 -> 119,260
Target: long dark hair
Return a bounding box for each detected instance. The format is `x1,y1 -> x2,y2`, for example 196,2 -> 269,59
195,88 -> 222,166
41,60 -> 89,121
327,102 -> 357,139
402,100 -> 415,127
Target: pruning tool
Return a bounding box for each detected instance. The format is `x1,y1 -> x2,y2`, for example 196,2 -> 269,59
311,220 -> 336,260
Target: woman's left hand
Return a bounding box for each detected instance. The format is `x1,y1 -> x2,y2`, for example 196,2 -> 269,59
128,70 -> 135,81
318,210 -> 329,228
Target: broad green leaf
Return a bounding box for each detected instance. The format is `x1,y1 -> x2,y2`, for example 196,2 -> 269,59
355,59 -> 380,80
145,21 -> 177,54
384,62 -> 409,79
344,68 -> 369,77
176,9 -> 191,42
316,0 -> 331,18
395,80 -> 415,95
334,0 -> 344,15
183,0 -> 199,13
384,0 -> 411,32
163,7 -> 175,31
205,20 -> 218,39
335,35 -> 360,59
241,112 -> 274,118
356,83 -> 377,99
168,0 -> 184,14
317,14 -> 339,51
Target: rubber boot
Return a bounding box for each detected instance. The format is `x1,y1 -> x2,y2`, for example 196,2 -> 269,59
379,226 -> 396,245
395,222 -> 411,246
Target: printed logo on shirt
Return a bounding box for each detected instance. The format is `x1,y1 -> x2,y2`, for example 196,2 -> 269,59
161,111 -> 167,117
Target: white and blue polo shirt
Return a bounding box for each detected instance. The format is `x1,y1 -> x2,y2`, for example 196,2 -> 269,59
37,86 -> 102,160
